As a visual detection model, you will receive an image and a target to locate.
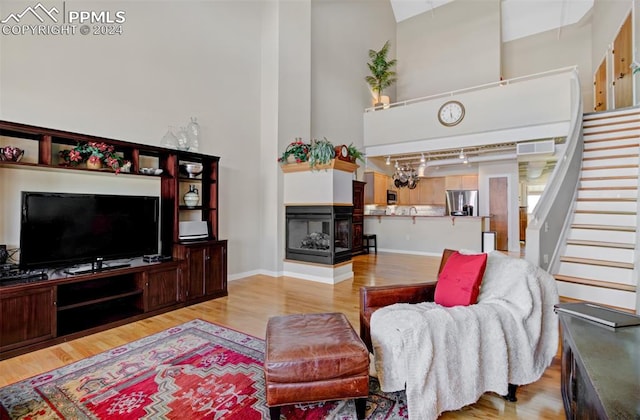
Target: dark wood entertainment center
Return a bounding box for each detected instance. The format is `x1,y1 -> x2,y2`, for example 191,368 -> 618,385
558,312 -> 640,419
0,120 -> 227,360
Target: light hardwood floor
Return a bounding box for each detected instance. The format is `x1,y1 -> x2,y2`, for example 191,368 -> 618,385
0,252 -> 565,419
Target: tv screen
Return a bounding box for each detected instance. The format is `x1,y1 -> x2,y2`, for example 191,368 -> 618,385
20,192 -> 159,270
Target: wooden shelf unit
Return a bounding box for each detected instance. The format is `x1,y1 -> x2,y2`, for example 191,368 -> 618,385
0,120 -> 227,360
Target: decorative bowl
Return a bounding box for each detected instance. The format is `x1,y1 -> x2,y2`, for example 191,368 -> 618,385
180,163 -> 203,178
0,146 -> 24,162
140,167 -> 163,176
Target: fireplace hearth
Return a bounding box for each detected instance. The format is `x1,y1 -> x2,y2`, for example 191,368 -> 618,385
286,206 -> 352,265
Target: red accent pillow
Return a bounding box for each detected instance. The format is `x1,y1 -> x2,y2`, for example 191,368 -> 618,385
434,251 -> 487,307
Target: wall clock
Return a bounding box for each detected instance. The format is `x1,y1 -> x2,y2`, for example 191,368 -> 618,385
438,100 -> 465,127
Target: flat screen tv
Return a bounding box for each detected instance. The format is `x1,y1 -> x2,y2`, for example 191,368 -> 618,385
20,192 -> 159,270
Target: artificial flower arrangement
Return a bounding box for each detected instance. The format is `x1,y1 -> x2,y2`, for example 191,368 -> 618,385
59,141 -> 127,173
278,138 -> 310,164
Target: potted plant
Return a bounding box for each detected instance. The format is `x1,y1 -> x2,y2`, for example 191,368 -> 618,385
308,137 -> 336,169
347,143 -> 365,163
365,40 -> 397,107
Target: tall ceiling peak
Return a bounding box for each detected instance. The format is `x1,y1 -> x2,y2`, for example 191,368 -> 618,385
389,0 -> 594,42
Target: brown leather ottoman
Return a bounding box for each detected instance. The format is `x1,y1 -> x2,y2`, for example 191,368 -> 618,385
264,312 -> 370,419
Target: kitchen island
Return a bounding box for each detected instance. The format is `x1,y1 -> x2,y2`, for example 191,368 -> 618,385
363,214 -> 489,255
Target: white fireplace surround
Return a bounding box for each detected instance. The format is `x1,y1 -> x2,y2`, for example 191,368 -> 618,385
282,160 -> 358,284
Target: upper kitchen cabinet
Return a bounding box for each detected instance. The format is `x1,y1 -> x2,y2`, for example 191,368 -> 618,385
445,175 -> 478,190
419,177 -> 446,205
395,177 -> 445,205
364,172 -> 391,205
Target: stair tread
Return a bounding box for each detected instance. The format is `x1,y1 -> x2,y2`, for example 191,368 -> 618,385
576,197 -> 637,202
581,164 -> 638,171
566,239 -> 635,249
554,275 -> 636,292
583,133 -> 640,143
581,126 -> 640,137
580,175 -> 638,181
582,117 -> 640,129
579,186 -> 637,191
582,154 -> 639,161
571,224 -> 636,232
583,109 -> 640,121
583,144 -> 639,153
574,209 -> 636,215
560,256 -> 634,269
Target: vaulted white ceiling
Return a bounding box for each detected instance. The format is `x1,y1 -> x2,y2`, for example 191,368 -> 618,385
389,0 -> 594,42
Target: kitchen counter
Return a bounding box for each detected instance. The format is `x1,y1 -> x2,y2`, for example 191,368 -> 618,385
363,215 -> 490,255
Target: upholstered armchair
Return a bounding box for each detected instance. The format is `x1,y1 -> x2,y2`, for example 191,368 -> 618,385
359,249 -> 454,353
359,249 -> 559,420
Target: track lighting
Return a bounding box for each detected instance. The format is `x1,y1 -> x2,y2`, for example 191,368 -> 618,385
395,160 -> 400,169
459,149 -> 465,160
420,153 -> 426,164
385,156 -> 391,165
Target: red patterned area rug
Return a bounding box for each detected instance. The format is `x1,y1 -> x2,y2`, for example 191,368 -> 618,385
0,319 -> 407,419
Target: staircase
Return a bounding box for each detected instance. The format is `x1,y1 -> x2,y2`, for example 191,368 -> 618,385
554,107 -> 639,310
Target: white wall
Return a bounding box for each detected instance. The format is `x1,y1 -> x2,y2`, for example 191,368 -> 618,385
0,1 -> 264,276
257,1 -> 282,278
310,0 -> 396,181
396,0 -> 501,100
501,20 -> 593,112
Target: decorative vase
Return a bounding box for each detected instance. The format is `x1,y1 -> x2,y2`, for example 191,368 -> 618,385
176,127 -> 189,151
186,117 -> 200,152
183,185 -> 200,208
160,126 -> 178,149
86,159 -> 102,170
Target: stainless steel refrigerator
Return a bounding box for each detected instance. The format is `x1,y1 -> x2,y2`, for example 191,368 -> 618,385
446,190 -> 478,216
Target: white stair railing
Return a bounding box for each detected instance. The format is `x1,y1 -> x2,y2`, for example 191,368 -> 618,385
526,69 -> 584,271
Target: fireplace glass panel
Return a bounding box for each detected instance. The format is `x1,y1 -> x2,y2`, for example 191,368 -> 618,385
285,205 -> 352,265
335,218 -> 350,253
288,219 -> 331,254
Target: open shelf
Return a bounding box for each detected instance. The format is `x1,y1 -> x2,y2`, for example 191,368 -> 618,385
57,290 -> 143,311
57,297 -> 144,336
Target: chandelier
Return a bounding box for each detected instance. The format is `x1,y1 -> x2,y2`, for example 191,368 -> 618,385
392,162 -> 419,189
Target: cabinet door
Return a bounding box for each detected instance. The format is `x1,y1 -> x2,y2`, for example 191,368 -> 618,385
352,222 -> 363,254
0,286 -> 55,352
363,173 -> 374,204
145,265 -> 181,311
352,181 -> 365,215
374,173 -> 389,204
205,242 -> 227,296
431,177 -> 446,205
408,187 -> 420,204
186,246 -> 207,300
398,187 -> 410,205
461,175 -> 478,190
445,176 -> 461,190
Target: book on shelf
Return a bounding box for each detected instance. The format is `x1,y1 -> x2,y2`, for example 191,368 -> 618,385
555,302 -> 640,328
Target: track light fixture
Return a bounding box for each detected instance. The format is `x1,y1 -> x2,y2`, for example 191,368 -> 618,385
385,156 -> 391,165
420,153 -> 426,164
459,148 -> 465,160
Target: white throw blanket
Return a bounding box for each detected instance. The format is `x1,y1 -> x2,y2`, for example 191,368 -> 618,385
370,251 -> 559,419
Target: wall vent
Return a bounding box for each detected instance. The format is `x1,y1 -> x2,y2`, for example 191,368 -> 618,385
516,140 -> 555,156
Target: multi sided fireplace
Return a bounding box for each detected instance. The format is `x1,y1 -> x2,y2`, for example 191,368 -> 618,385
286,205 -> 352,265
